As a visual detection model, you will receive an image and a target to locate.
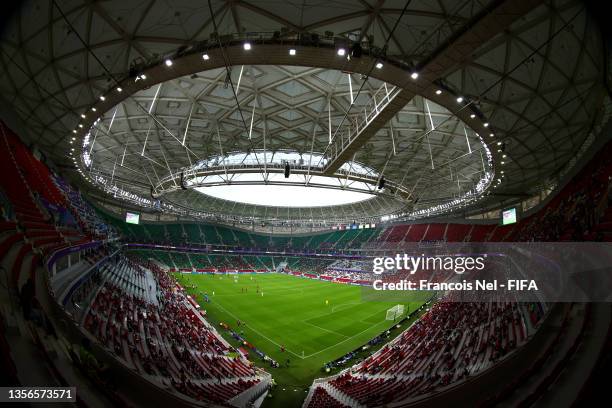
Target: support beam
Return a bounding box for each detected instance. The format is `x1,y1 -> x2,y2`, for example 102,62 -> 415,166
322,0 -> 543,175
322,86 -> 410,174
418,0 -> 544,81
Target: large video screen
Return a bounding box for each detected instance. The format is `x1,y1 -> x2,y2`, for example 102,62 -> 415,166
502,207 -> 517,225
125,211 -> 140,225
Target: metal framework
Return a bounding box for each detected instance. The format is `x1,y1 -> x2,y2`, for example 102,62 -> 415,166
78,60 -> 495,220
0,0 -> 608,225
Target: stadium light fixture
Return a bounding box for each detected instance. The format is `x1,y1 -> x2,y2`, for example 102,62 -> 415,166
289,48 -> 296,56
410,72 -> 419,80
165,59 -> 173,67
456,96 -> 464,103
337,48 -> 346,56
202,53 -> 210,60
375,61 -> 383,69
243,42 -> 252,51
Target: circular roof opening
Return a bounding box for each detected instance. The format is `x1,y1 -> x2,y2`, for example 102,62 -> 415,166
195,184 -> 374,207
81,64 -> 496,222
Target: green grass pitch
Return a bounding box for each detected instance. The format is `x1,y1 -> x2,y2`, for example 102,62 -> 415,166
174,273 -> 428,393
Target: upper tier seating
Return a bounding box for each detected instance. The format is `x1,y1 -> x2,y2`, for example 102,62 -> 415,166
0,121 -> 92,288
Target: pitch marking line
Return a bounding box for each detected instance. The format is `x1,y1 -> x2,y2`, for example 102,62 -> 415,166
196,277 -> 415,362
330,302 -> 360,313
211,297 -> 384,361
302,319 -> 390,359
209,299 -> 402,361
210,298 -> 306,359
302,320 -> 349,339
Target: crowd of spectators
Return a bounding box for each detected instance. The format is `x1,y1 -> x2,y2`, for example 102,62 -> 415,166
81,256 -> 264,403
309,292 -> 538,407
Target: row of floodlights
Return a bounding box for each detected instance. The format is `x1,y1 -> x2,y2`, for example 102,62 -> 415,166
164,42 -> 419,77
71,40 -> 507,193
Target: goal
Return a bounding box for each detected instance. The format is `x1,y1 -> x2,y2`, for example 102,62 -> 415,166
386,304 -> 405,321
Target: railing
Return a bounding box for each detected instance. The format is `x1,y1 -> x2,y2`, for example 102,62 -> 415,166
46,240 -> 103,277
324,83 -> 401,169
58,249 -> 120,307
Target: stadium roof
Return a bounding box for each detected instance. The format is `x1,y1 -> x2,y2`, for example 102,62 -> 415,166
0,0 -> 609,225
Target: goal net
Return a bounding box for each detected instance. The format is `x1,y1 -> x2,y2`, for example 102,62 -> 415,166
386,304 -> 405,321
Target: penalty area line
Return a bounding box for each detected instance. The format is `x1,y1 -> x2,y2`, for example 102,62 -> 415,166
330,302 -> 360,313
302,320 -> 349,339
302,319 -> 389,359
